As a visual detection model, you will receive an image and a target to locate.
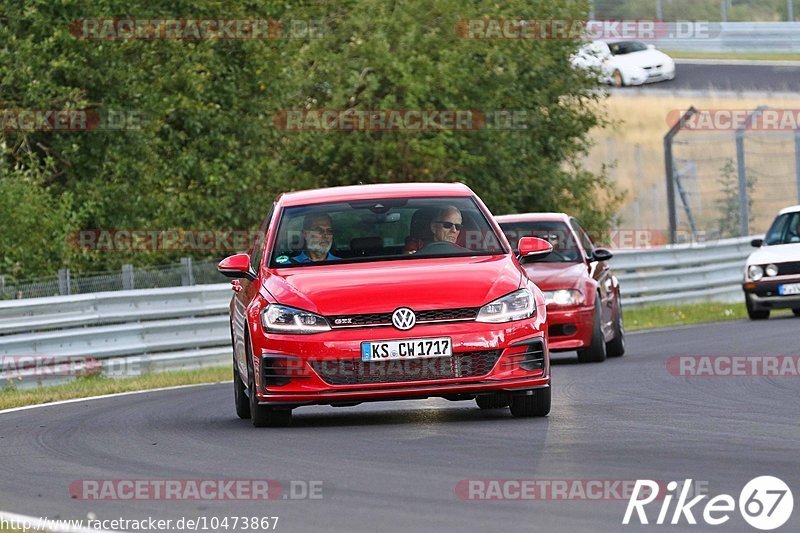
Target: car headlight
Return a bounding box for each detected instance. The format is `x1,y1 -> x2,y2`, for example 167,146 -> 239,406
542,289 -> 585,307
748,265 -> 764,281
476,289 -> 535,323
261,304 -> 331,334
765,264 -> 779,277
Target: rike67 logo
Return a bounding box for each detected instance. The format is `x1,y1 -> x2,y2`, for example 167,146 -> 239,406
623,477 -> 793,530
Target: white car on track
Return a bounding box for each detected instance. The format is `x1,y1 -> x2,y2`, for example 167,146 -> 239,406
571,40 -> 676,87
743,205 -> 800,320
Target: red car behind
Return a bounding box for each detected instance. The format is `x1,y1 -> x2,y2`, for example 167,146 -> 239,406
219,183 -> 554,426
496,213 -> 625,363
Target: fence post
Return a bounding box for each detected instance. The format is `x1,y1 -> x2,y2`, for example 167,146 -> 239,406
181,257 -> 195,286
664,107 -> 697,244
122,264 -> 134,290
735,106 -> 766,237
58,268 -> 71,295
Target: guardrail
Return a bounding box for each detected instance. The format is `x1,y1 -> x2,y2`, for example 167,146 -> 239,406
653,22 -> 800,53
610,235 -> 754,306
0,237 -> 757,388
0,284 -> 232,388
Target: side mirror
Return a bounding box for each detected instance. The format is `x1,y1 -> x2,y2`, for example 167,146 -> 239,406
591,248 -> 614,262
218,253 -> 257,281
517,237 -> 553,262
751,238 -> 763,248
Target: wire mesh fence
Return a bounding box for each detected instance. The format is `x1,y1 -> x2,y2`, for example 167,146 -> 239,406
669,126 -> 800,242
0,258 -> 227,300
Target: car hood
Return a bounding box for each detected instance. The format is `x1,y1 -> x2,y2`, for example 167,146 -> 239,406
264,255 -> 523,315
747,243 -> 800,265
610,49 -> 671,68
520,261 -> 587,290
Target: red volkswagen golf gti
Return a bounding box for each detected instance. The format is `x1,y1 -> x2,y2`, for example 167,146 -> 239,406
218,183 -> 553,426
496,213 -> 625,363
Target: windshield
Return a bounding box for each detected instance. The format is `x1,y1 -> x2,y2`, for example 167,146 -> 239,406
269,196 -> 506,267
764,211 -> 800,245
498,221 -> 583,263
608,41 -> 648,55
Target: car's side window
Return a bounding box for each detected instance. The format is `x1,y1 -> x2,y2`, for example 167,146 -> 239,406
250,203 -> 275,273
570,219 -> 594,259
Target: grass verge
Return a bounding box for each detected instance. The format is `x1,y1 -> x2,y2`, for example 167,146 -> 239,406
0,366 -> 229,411
624,301 -> 793,331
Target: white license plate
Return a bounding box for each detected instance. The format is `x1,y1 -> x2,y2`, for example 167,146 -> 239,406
361,337 -> 452,361
778,283 -> 800,295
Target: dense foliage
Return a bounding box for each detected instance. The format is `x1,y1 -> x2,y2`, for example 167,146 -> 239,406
0,0 -> 619,278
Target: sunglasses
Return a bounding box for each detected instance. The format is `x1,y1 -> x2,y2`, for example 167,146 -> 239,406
435,220 -> 463,231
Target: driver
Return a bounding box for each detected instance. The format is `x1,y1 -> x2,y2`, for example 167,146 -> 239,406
430,206 -> 463,244
293,213 -> 341,263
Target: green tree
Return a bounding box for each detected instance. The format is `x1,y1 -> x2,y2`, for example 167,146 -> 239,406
1,0 -> 619,277
715,158 -> 756,238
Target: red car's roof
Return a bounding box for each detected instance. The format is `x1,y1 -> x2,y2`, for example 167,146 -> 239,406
279,182 -> 474,207
495,213 -> 571,223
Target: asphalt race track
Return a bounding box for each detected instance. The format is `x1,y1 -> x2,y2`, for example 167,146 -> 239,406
630,62 -> 800,92
1,317 -> 799,532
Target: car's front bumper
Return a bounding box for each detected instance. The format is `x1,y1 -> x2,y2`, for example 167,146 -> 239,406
545,305 -> 594,352
743,277 -> 800,310
642,64 -> 675,83
250,318 -> 549,406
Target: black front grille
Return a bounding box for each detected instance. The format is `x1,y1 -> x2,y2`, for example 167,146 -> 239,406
310,350 -> 502,385
328,307 -> 478,328
776,262 -> 800,276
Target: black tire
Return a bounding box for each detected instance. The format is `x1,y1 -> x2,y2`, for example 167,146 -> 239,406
792,309 -> 800,317
577,296 -> 607,363
606,296 -> 625,358
476,393 -> 510,409
234,359 -> 251,419
509,388 -> 550,418
745,295 -> 770,320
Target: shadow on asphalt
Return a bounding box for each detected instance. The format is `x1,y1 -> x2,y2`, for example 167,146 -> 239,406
209,402 -> 552,429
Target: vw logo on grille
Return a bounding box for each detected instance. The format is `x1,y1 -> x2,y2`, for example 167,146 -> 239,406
391,308 -> 416,330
